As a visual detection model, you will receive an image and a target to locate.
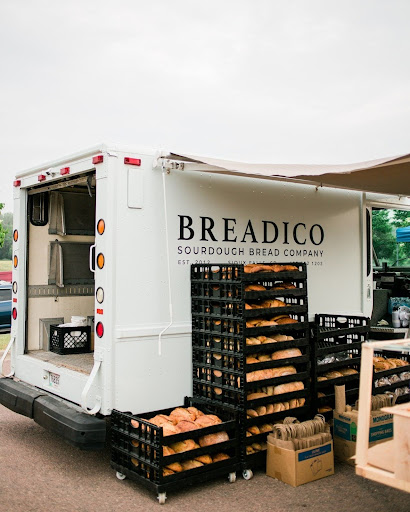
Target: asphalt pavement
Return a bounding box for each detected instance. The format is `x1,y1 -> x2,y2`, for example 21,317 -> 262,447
0,352 -> 409,512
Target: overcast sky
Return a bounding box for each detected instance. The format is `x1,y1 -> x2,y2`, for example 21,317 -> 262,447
1,0 -> 410,212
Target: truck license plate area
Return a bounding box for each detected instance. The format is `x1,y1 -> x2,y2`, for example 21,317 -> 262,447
48,372 -> 60,388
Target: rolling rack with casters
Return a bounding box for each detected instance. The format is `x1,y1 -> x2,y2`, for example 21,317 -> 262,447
191,262 -> 311,479
110,397 -> 240,504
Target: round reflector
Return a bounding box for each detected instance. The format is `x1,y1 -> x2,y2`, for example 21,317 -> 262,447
96,287 -> 104,304
96,322 -> 104,338
97,253 -> 105,269
13,230 -> 18,242
12,281 -> 18,294
13,255 -> 18,268
12,308 -> 17,320
97,219 -> 105,235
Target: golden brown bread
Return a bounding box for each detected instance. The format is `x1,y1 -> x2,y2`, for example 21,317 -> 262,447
338,368 -> 358,376
194,414 -> 222,428
247,425 -> 260,435
177,420 -> 199,433
247,391 -> 268,400
170,439 -> 200,453
162,423 -> 180,436
162,467 -> 175,476
246,356 -> 260,364
163,446 -> 175,456
199,431 -> 229,447
256,405 -> 267,416
195,454 -> 213,464
212,453 -> 230,462
388,358 -> 408,367
273,381 -> 304,395
245,284 -> 267,291
324,371 -> 343,379
276,317 -> 298,325
271,348 -> 302,360
247,409 -> 258,418
169,407 -> 196,423
148,414 -> 174,427
260,299 -> 287,309
246,337 -> 262,345
181,460 -> 204,470
166,462 -> 183,473
259,423 -> 274,433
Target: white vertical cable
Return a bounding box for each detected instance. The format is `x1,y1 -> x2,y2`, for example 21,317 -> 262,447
158,166 -> 173,355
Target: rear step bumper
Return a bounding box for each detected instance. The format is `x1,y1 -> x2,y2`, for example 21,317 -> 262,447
0,378 -> 106,450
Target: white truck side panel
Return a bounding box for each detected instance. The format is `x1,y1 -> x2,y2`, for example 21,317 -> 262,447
113,156 -> 364,412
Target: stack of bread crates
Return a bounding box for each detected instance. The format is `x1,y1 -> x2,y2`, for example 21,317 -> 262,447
311,314 -> 369,419
191,262 -> 311,476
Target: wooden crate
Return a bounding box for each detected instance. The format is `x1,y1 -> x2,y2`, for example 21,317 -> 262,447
355,339 -> 410,493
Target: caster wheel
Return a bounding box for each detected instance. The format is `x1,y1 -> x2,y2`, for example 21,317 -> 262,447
228,472 -> 237,483
116,471 -> 126,480
242,469 -> 253,480
157,492 -> 167,504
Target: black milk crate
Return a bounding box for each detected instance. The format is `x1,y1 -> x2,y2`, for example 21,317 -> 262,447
311,314 -> 369,414
192,332 -> 244,353
240,389 -> 311,472
110,397 -> 240,502
191,298 -> 244,317
49,325 -> 91,355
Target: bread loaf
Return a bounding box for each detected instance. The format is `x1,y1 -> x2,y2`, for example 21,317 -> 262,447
170,439 -> 200,453
338,368 -> 358,376
246,356 -> 259,364
247,409 -> 258,418
273,381 -> 304,395
148,414 -> 174,427
166,462 -> 183,473
181,460 -> 204,470
247,425 -> 260,435
246,337 -> 262,345
245,284 -> 267,291
163,446 -> 175,456
195,454 -> 212,464
387,358 -> 408,367
199,431 -> 229,447
162,467 -> 175,476
169,407 -> 196,423
212,453 -> 230,462
177,420 -> 199,433
324,371 -> 343,379
271,348 -> 302,360
257,354 -> 272,362
162,423 -> 180,436
247,391 -> 268,400
194,414 -> 222,428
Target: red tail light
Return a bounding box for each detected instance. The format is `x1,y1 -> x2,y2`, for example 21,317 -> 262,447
13,180 -> 21,187
124,157 -> 141,166
96,322 -> 104,338
93,155 -> 104,165
38,174 -> 46,182
60,167 -> 70,175
12,308 -> 17,320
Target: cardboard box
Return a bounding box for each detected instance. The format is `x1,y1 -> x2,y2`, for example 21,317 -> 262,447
333,409 -> 393,465
266,438 -> 334,487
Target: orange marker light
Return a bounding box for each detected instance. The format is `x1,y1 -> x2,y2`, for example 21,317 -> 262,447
97,219 -> 105,235
13,255 -> 18,268
13,230 -> 18,242
97,253 -> 105,269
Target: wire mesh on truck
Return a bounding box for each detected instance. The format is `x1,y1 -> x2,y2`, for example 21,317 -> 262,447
191,263 -> 311,477
110,397 -> 240,504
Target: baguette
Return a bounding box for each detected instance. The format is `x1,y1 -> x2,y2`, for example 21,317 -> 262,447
271,348 -> 302,360
245,284 -> 267,291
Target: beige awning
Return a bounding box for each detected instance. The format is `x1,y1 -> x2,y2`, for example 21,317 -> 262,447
166,152 -> 410,197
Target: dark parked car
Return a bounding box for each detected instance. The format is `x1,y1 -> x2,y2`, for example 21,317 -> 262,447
0,282 -> 12,333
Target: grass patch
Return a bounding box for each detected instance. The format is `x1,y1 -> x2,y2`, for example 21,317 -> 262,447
0,333 -> 11,350
0,260 -> 12,272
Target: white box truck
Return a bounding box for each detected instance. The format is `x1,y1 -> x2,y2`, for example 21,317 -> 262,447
1,143 -> 409,449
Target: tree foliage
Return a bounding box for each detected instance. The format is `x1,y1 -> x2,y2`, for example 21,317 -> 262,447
0,210 -> 13,260
0,203 -> 6,250
372,209 -> 410,267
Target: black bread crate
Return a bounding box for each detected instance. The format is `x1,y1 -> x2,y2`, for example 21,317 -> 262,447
110,397 -> 240,502
49,325 -> 91,355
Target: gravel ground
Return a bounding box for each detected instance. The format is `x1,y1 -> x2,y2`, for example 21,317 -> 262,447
0,353 -> 408,512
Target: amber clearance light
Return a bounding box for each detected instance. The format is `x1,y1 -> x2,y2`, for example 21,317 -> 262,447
97,253 -> 105,269
13,255 -> 18,268
97,219 -> 105,235
13,230 -> 18,242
